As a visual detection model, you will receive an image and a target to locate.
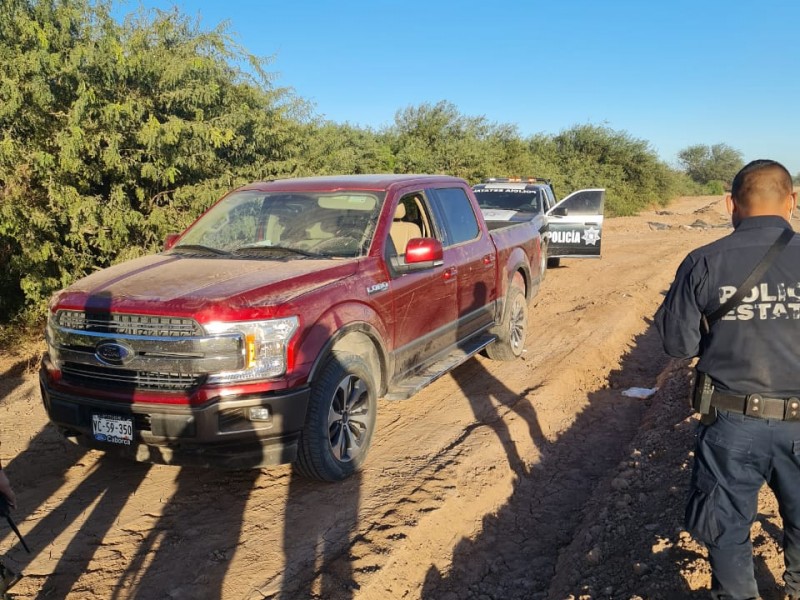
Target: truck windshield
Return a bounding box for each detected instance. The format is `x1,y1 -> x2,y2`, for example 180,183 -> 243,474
473,188 -> 541,213
174,190 -> 385,257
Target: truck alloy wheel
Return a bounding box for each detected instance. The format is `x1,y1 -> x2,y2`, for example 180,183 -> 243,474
485,285 -> 528,361
328,373 -> 371,462
294,352 -> 377,481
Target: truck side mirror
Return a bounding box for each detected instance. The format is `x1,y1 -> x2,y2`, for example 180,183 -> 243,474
405,238 -> 443,264
551,206 -> 569,217
164,233 -> 181,250
389,238 -> 443,273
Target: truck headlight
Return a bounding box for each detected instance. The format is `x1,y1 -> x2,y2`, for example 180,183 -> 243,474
205,317 -> 299,384
45,313 -> 63,370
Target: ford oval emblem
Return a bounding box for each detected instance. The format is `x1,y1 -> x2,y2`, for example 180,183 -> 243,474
95,341 -> 134,366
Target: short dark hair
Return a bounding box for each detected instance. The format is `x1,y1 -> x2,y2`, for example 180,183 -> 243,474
731,159 -> 792,205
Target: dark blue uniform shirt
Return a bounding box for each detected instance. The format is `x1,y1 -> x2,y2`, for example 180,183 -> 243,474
655,215 -> 800,396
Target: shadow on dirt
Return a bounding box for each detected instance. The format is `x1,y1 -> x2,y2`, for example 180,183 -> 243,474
1,310 -> 368,599
421,320 -> 720,599
31,460 -> 152,599
450,359 -> 546,476
3,421 -> 274,599
1,351 -> 91,590
0,357 -> 39,391
116,466 -> 261,600
275,472 -> 362,600
1,424 -> 88,549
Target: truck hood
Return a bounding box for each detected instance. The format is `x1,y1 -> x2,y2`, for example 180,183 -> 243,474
55,254 -> 357,319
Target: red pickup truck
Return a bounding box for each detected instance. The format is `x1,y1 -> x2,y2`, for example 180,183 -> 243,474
40,175 -> 543,480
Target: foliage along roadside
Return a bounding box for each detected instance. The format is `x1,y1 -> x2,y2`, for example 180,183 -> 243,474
0,0 -> 710,328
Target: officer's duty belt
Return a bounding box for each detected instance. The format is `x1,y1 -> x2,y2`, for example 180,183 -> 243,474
712,391 -> 800,421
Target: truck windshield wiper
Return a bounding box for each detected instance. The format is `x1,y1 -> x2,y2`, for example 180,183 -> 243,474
233,245 -> 324,258
171,244 -> 230,255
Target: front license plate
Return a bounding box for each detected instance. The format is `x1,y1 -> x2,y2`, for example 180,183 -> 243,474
92,413 -> 134,445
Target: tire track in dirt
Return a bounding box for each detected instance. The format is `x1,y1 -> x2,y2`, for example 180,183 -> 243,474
339,199 -> 732,599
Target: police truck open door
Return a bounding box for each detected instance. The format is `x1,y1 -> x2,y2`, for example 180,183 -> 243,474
546,188 -> 605,261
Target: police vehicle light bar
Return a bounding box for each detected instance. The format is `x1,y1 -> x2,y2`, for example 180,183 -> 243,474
481,177 -> 551,184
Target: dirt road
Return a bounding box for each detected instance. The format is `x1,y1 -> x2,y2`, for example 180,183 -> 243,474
0,194 -> 791,599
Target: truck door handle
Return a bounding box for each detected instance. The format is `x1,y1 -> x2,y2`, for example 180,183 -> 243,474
443,267 -> 457,281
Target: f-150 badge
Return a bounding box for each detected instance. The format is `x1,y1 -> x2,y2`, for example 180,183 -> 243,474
367,282 -> 389,295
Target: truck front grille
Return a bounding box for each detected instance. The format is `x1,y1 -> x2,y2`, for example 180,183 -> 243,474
55,311 -> 203,337
49,310 -> 243,393
62,363 -> 205,392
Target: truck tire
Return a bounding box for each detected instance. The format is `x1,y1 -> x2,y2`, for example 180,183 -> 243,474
294,352 -> 377,481
547,256 -> 561,268
485,284 -> 528,361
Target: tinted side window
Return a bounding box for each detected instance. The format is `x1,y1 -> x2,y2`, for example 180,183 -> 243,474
429,187 -> 480,246
544,187 -> 556,210
557,190 -> 603,215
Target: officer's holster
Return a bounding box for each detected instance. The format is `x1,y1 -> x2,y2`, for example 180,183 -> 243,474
692,370 -> 717,425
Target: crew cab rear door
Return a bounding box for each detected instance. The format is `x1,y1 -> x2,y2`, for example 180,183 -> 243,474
546,189 -> 605,259
427,186 -> 498,337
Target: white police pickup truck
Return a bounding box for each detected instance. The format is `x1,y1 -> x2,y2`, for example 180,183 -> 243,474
472,178 -> 605,268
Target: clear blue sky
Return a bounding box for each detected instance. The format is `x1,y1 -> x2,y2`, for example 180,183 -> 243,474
115,0 -> 800,174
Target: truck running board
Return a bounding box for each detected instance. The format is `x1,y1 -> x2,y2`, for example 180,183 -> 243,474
384,334 -> 496,401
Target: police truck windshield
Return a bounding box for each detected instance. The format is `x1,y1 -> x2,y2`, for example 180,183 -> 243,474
473,188 -> 541,213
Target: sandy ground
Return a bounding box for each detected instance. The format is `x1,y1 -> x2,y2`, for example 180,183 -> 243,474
0,194 -> 792,599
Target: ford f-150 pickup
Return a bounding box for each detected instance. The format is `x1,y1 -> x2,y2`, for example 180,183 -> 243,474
41,174 -> 543,480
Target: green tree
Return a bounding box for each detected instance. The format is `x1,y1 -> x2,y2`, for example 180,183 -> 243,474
677,143 -> 744,187
390,100 -> 500,181
297,121 -> 393,175
0,0 -> 303,322
793,171 -> 800,186
534,124 -> 678,215
388,108 -> 680,215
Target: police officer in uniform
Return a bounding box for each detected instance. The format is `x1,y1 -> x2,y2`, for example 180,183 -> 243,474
656,159 -> 799,599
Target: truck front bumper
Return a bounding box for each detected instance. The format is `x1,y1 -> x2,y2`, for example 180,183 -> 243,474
39,371 -> 311,470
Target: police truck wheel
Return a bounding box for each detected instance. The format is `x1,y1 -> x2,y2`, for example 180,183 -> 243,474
547,256 -> 561,268
293,352 -> 377,481
485,284 -> 528,361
